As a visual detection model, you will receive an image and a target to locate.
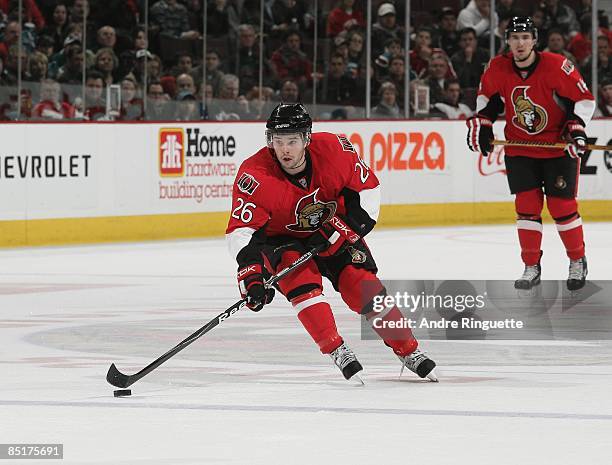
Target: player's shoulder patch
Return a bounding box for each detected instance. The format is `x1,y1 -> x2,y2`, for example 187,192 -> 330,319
236,172 -> 260,195
335,133 -> 356,152
561,57 -> 575,75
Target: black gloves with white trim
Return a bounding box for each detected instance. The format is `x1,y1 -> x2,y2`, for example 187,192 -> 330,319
466,116 -> 494,157
562,120 -> 587,159
237,263 -> 275,312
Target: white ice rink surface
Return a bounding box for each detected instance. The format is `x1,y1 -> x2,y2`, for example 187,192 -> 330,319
1,224 -> 611,465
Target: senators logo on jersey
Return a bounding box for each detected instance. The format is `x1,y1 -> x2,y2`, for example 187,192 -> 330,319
286,188 -> 337,232
511,86 -> 548,134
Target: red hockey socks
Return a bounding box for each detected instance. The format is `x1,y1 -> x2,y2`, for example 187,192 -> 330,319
337,266 -> 418,357
547,196 -> 585,260
292,290 -> 342,354
515,189 -> 544,266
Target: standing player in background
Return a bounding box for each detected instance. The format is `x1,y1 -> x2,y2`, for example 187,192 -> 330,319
226,103 -> 437,382
466,17 -> 596,290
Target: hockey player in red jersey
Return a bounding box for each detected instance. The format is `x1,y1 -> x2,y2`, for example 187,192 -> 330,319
226,103 -> 437,382
466,17 -> 596,291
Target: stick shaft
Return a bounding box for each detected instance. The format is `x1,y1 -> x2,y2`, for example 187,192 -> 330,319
106,247 -> 321,388
493,139 -> 612,151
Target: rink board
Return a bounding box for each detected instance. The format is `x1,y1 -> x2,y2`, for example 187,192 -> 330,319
0,119 -> 610,246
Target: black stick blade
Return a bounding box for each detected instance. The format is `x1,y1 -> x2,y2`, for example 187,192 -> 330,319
106,363 -> 132,388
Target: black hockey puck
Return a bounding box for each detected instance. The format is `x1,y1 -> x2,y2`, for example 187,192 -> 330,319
113,389 -> 132,397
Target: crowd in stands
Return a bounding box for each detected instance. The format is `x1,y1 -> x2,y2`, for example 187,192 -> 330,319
0,0 -> 610,121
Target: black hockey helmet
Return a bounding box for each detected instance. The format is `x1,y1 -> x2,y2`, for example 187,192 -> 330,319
266,103 -> 312,146
505,16 -> 538,41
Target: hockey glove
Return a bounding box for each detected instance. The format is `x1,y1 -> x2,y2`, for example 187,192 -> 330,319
307,216 -> 360,257
237,264 -> 275,312
466,116 -> 494,156
562,120 -> 587,159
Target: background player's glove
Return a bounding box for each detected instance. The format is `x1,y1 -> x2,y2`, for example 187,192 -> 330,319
307,216 -> 360,257
237,264 -> 275,312
562,120 -> 587,159
466,116 -> 494,156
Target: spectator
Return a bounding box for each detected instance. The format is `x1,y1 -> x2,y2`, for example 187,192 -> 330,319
433,79 -> 473,119
208,73 -> 250,120
385,55 -> 410,107
593,78 -> 612,117
457,0 -> 498,38
176,72 -> 196,96
119,76 -> 143,120
246,85 -> 275,119
371,81 -> 401,119
57,44 -> 84,85
93,47 -> 118,86
496,0 -> 515,18
435,7 -> 461,57
2,44 -> 29,85
117,50 -> 137,81
95,26 -> 117,52
171,52 -> 193,78
424,53 -> 451,106
0,0 -> 45,30
145,80 -> 171,120
451,27 -> 489,88
346,29 -> 365,76
542,0 -> 579,38
544,29 -> 577,64
568,15 -> 593,64
174,89 -> 201,121
0,21 -> 20,63
193,50 -> 225,96
36,35 -> 56,59
88,0 -> 138,37
479,12 -> 512,54
270,30 -> 313,88
150,0 -> 200,39
207,0 -> 239,38
133,27 -> 148,51
408,27 -> 434,77
40,2 -> 70,54
371,3 -> 403,58
581,35 -> 612,85
326,0 -> 364,38
319,53 -> 360,107
32,78 -> 75,119
532,7 -> 549,50
28,51 -> 48,82
229,24 -> 273,94
132,49 -> 158,84
84,71 -> 106,120
68,0 -> 98,49
269,0 -> 312,38
277,78 -> 300,103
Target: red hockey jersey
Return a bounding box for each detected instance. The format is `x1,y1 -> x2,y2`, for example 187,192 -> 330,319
477,51 -> 595,158
226,132 -> 381,262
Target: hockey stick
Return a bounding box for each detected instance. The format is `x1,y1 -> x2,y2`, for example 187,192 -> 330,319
106,246 -> 323,388
493,139 -> 612,151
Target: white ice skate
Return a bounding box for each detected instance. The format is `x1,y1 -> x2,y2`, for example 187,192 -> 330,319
567,256 -> 588,291
398,348 -> 438,382
514,263 -> 541,290
329,342 -> 364,384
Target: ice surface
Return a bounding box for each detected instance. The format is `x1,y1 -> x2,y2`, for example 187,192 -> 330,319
1,224 -> 611,464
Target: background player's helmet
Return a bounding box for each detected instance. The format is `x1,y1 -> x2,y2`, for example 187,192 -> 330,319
266,103 -> 312,147
505,16 -> 538,42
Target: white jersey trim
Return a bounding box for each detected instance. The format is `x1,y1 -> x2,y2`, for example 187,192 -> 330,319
476,95 -> 490,113
574,99 -> 596,126
359,186 -> 381,223
226,227 -> 257,260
